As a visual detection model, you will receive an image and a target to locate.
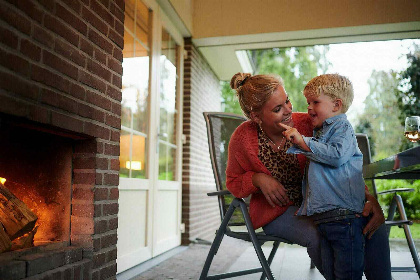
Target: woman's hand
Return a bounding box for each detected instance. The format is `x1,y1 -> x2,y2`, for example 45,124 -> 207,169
362,192 -> 385,239
252,173 -> 290,207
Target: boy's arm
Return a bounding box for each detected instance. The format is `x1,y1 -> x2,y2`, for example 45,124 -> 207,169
283,122 -> 357,167
305,123 -> 355,167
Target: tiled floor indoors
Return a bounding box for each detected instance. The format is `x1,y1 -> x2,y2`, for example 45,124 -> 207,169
118,237 -> 420,280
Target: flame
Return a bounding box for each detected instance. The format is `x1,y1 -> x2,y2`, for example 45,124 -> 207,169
0,177 -> 6,184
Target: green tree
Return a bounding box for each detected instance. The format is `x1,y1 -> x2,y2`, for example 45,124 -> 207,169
252,46 -> 330,112
356,69 -> 420,220
397,44 -> 420,150
221,46 -> 330,114
398,44 -> 420,120
221,81 -> 243,115
355,118 -> 375,157
355,70 -> 403,160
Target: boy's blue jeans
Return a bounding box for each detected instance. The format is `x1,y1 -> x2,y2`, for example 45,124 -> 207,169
317,216 -> 368,280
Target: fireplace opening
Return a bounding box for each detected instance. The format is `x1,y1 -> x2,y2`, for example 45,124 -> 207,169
0,117 -> 75,253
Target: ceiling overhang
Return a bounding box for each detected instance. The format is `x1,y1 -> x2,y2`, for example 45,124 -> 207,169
192,21 -> 420,81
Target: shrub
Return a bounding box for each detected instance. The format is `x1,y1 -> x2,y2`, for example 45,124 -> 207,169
373,179 -> 420,220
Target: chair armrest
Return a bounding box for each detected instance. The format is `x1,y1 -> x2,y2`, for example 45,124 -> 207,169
377,188 -> 414,195
207,190 -> 231,196
386,220 -> 413,226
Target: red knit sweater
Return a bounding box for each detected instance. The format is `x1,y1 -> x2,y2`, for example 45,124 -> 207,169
226,112 -> 313,229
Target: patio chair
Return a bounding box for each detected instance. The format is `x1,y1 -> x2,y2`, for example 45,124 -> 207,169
356,133 -> 420,277
200,112 -> 314,280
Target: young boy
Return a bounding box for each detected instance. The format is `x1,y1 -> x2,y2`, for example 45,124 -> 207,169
280,74 -> 366,280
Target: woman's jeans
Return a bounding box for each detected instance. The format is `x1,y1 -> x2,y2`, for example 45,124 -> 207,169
317,216 -> 367,280
263,206 -> 323,272
263,206 -> 392,280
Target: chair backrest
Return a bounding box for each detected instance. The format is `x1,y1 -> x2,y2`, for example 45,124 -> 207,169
355,133 -> 372,165
355,133 -> 378,197
203,112 -> 247,223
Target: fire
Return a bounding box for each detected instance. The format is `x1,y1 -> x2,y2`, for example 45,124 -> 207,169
0,177 -> 6,184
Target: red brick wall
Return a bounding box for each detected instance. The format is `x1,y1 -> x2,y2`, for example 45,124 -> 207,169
0,0 -> 124,279
182,38 -> 222,244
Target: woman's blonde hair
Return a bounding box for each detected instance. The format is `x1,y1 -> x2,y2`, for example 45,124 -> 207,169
303,74 -> 354,113
230,73 -> 284,119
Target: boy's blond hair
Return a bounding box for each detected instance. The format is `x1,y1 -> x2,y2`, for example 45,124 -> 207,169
304,74 -> 354,113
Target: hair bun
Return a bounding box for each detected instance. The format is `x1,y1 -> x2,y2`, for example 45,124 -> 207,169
230,73 -> 251,90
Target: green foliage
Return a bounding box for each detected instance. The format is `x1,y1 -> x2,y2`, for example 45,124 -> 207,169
251,46 -> 330,112
221,46 -> 330,114
389,222 -> 420,239
355,119 -> 376,157
355,70 -> 404,161
397,44 -> 420,151
356,43 -> 420,225
397,44 -> 420,123
375,179 -> 420,220
158,171 -> 173,180
221,81 -> 244,115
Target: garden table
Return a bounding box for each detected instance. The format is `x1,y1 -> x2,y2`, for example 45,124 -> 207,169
362,145 -> 420,276
363,146 -> 420,180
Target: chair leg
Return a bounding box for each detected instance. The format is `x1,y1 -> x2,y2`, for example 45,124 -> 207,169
392,195 -> 420,277
260,241 -> 280,280
310,259 -> 315,269
403,223 -> 420,278
199,203 -> 237,280
386,195 -> 398,237
238,200 -> 276,280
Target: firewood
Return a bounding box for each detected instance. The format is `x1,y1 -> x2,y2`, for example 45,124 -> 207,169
0,182 -> 38,240
0,224 -> 11,253
11,225 -> 38,251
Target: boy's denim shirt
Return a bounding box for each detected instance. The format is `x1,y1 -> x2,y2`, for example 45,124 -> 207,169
287,114 -> 365,216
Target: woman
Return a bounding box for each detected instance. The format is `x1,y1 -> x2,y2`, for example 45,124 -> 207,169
226,72 -> 391,279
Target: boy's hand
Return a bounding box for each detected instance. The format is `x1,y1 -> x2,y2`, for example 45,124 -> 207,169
278,123 -> 304,145
279,123 -> 311,152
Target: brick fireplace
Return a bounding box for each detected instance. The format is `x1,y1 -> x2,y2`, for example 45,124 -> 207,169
0,117 -> 75,247
0,0 -> 124,279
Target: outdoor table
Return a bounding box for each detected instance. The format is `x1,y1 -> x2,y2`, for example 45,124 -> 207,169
363,146 -> 420,180
362,145 -> 420,276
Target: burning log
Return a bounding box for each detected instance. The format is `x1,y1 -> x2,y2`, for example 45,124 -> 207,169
11,225 -> 38,251
0,224 -> 11,253
0,181 -> 38,240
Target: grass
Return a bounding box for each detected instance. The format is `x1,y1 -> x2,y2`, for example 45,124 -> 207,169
389,221 -> 420,239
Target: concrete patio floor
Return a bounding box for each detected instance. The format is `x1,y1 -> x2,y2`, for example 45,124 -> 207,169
118,237 -> 420,280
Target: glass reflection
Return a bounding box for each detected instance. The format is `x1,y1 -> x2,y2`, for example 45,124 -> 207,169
158,144 -> 176,181
122,57 -> 149,134
158,28 -> 178,181
120,0 -> 150,179
119,130 -> 130,178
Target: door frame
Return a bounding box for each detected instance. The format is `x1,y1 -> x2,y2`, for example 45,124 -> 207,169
150,5 -> 184,257
117,0 -> 184,273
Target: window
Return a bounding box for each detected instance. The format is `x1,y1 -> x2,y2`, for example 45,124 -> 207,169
158,28 -> 179,181
120,0 -> 151,179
